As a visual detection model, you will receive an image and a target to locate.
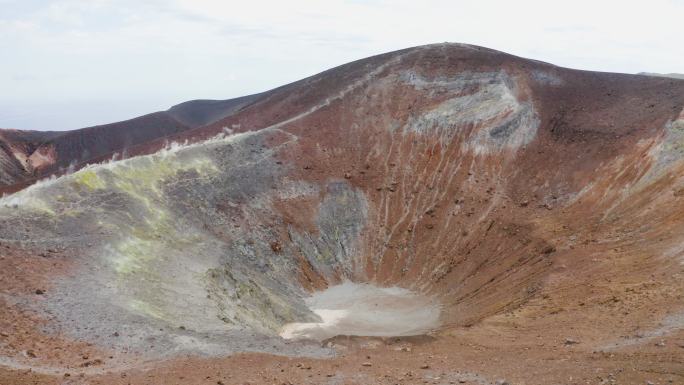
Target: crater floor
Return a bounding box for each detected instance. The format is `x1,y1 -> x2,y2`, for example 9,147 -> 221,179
279,282 -> 441,340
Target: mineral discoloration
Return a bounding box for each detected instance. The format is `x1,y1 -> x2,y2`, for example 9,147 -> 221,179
397,71 -> 538,154
647,107 -> 684,176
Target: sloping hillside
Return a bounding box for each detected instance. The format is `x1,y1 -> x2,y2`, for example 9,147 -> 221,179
1,43 -> 683,385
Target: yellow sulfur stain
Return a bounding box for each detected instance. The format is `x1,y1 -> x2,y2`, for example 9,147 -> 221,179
129,299 -> 166,320
73,169 -> 106,190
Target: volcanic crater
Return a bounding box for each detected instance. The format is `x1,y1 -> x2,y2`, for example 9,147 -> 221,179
1,43 -> 684,384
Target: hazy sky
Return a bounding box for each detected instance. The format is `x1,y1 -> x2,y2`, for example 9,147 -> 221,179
2,0 -> 683,131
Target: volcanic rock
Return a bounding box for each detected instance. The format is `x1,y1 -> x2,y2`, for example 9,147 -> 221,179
0,43 -> 683,385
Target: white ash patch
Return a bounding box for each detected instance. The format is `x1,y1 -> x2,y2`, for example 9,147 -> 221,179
280,281 -> 440,340
396,70 -> 539,154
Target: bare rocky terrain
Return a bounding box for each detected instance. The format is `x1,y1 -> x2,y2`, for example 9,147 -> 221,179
639,72 -> 684,80
1,43 -> 683,384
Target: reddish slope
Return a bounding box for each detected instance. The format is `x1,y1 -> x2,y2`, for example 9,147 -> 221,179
0,129 -> 61,186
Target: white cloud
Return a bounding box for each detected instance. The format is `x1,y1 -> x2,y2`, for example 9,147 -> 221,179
1,0 -> 683,130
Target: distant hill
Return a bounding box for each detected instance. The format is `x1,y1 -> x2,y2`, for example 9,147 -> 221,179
167,93 -> 262,127
638,72 -> 684,79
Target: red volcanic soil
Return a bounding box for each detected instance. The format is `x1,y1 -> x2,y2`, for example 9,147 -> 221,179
1,43 -> 684,385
